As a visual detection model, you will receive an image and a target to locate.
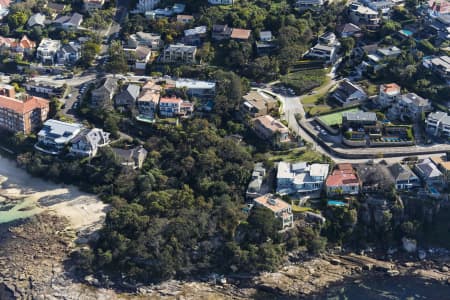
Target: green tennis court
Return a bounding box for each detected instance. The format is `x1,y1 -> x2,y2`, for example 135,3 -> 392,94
318,108 -> 359,126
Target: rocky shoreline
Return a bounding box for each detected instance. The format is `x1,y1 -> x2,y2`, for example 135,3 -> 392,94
1,212 -> 450,299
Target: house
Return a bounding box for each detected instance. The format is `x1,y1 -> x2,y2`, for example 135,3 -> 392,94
427,0 -> 450,17
124,46 -> 152,72
0,35 -> 36,57
70,128 -> 110,158
208,0 -> 233,5
425,111 -> 450,138
176,14 -> 193,24
137,80 -> 161,121
415,158 -> 444,185
91,77 -> 118,108
112,146 -> 148,169
84,0 -> 105,12
56,42 -> 81,65
423,56 -> 450,81
388,93 -> 432,121
35,119 -> 84,154
388,163 -> 420,190
342,110 -> 377,132
230,28 -> 251,41
159,96 -> 193,117
338,23 -> 362,38
161,43 -> 196,64
253,194 -> 294,229
184,26 -> 207,45
306,32 -> 340,63
325,164 -> 360,196
24,80 -> 66,98
349,2 -> 380,27
332,79 -> 368,106
212,24 -> 232,40
246,162 -> 266,199
53,13 -> 83,30
175,79 -> 216,98
362,46 -> 401,72
15,36 -> 36,56
242,90 -> 278,117
377,83 -> 401,108
253,115 -> 290,145
431,156 -> 450,184
354,163 -> 395,192
137,0 -> 160,12
277,161 -> 329,197
137,91 -> 160,121
115,84 -> 141,109
259,31 -> 273,42
128,32 -> 162,49
36,38 -> 61,64
47,2 -> 66,15
296,0 -> 324,10
0,89 -> 49,134
27,13 -> 46,28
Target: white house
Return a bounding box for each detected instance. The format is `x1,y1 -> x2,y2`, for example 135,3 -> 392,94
277,161 -> 329,197
425,111 -> 450,139
36,38 -> 61,64
208,0 -> 234,5
70,128 -> 110,158
377,83 -> 401,108
35,119 -> 84,154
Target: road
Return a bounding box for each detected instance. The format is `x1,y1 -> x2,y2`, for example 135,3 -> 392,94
264,78 -> 450,163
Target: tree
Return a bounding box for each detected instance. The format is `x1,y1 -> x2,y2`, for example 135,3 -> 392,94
340,37 -> 355,56
7,11 -> 29,30
80,40 -> 101,67
105,41 -> 129,74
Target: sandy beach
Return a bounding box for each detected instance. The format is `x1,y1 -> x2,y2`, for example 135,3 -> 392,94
0,154 -> 108,230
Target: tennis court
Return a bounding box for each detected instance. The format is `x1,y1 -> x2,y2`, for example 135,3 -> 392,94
318,108 -> 359,126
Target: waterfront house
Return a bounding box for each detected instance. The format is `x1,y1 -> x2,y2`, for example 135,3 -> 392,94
277,161 -> 329,197
70,128 -> 110,158
246,162 -> 266,199
325,164 -> 360,196
253,194 -> 294,229
35,119 -> 84,154
112,146 -> 148,169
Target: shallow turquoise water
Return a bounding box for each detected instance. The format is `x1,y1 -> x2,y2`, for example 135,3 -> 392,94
0,195 -> 41,224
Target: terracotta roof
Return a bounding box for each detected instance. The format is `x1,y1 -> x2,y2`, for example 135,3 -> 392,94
0,95 -> 49,115
0,36 -> 15,47
0,0 -> 11,8
254,194 -> 290,213
381,83 -> 401,95
142,80 -> 162,91
326,172 -> 359,187
160,96 -> 183,104
231,28 -> 251,40
18,35 -> 36,49
428,0 -> 450,14
138,90 -> 160,103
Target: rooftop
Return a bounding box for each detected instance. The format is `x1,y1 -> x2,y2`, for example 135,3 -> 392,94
380,83 -> 401,95
0,95 -> 49,115
254,115 -> 289,134
175,78 -> 216,90
230,28 -> 251,40
343,110 -> 377,122
254,194 -> 291,213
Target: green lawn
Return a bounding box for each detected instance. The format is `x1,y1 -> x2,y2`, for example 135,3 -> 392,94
318,108 -> 359,126
269,148 -> 328,163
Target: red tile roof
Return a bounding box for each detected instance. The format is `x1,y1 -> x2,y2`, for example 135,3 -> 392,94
326,164 -> 359,187
0,95 -> 49,115
0,0 -> 11,8
381,83 -> 401,95
18,35 -> 36,49
160,96 -> 183,104
231,28 -> 251,40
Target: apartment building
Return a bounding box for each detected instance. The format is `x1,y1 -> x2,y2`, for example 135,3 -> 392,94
425,111 -> 450,138
0,87 -> 49,134
161,43 -> 197,64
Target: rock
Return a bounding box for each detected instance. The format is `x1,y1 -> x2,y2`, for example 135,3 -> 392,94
418,250 -> 427,260
386,269 -> 400,277
402,237 -> 417,253
330,258 -> 341,265
441,266 -> 449,272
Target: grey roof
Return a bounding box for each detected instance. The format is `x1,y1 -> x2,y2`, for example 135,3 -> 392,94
416,159 -> 443,179
401,93 -> 430,107
112,146 -> 148,163
339,23 -> 361,34
59,43 -> 80,54
125,84 -> 141,99
388,163 -> 417,182
93,77 -> 118,95
27,13 -> 46,27
354,164 -> 394,189
343,110 -> 377,122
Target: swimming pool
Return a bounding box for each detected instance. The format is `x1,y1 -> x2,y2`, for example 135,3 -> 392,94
400,29 -> 413,37
328,200 -> 347,207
